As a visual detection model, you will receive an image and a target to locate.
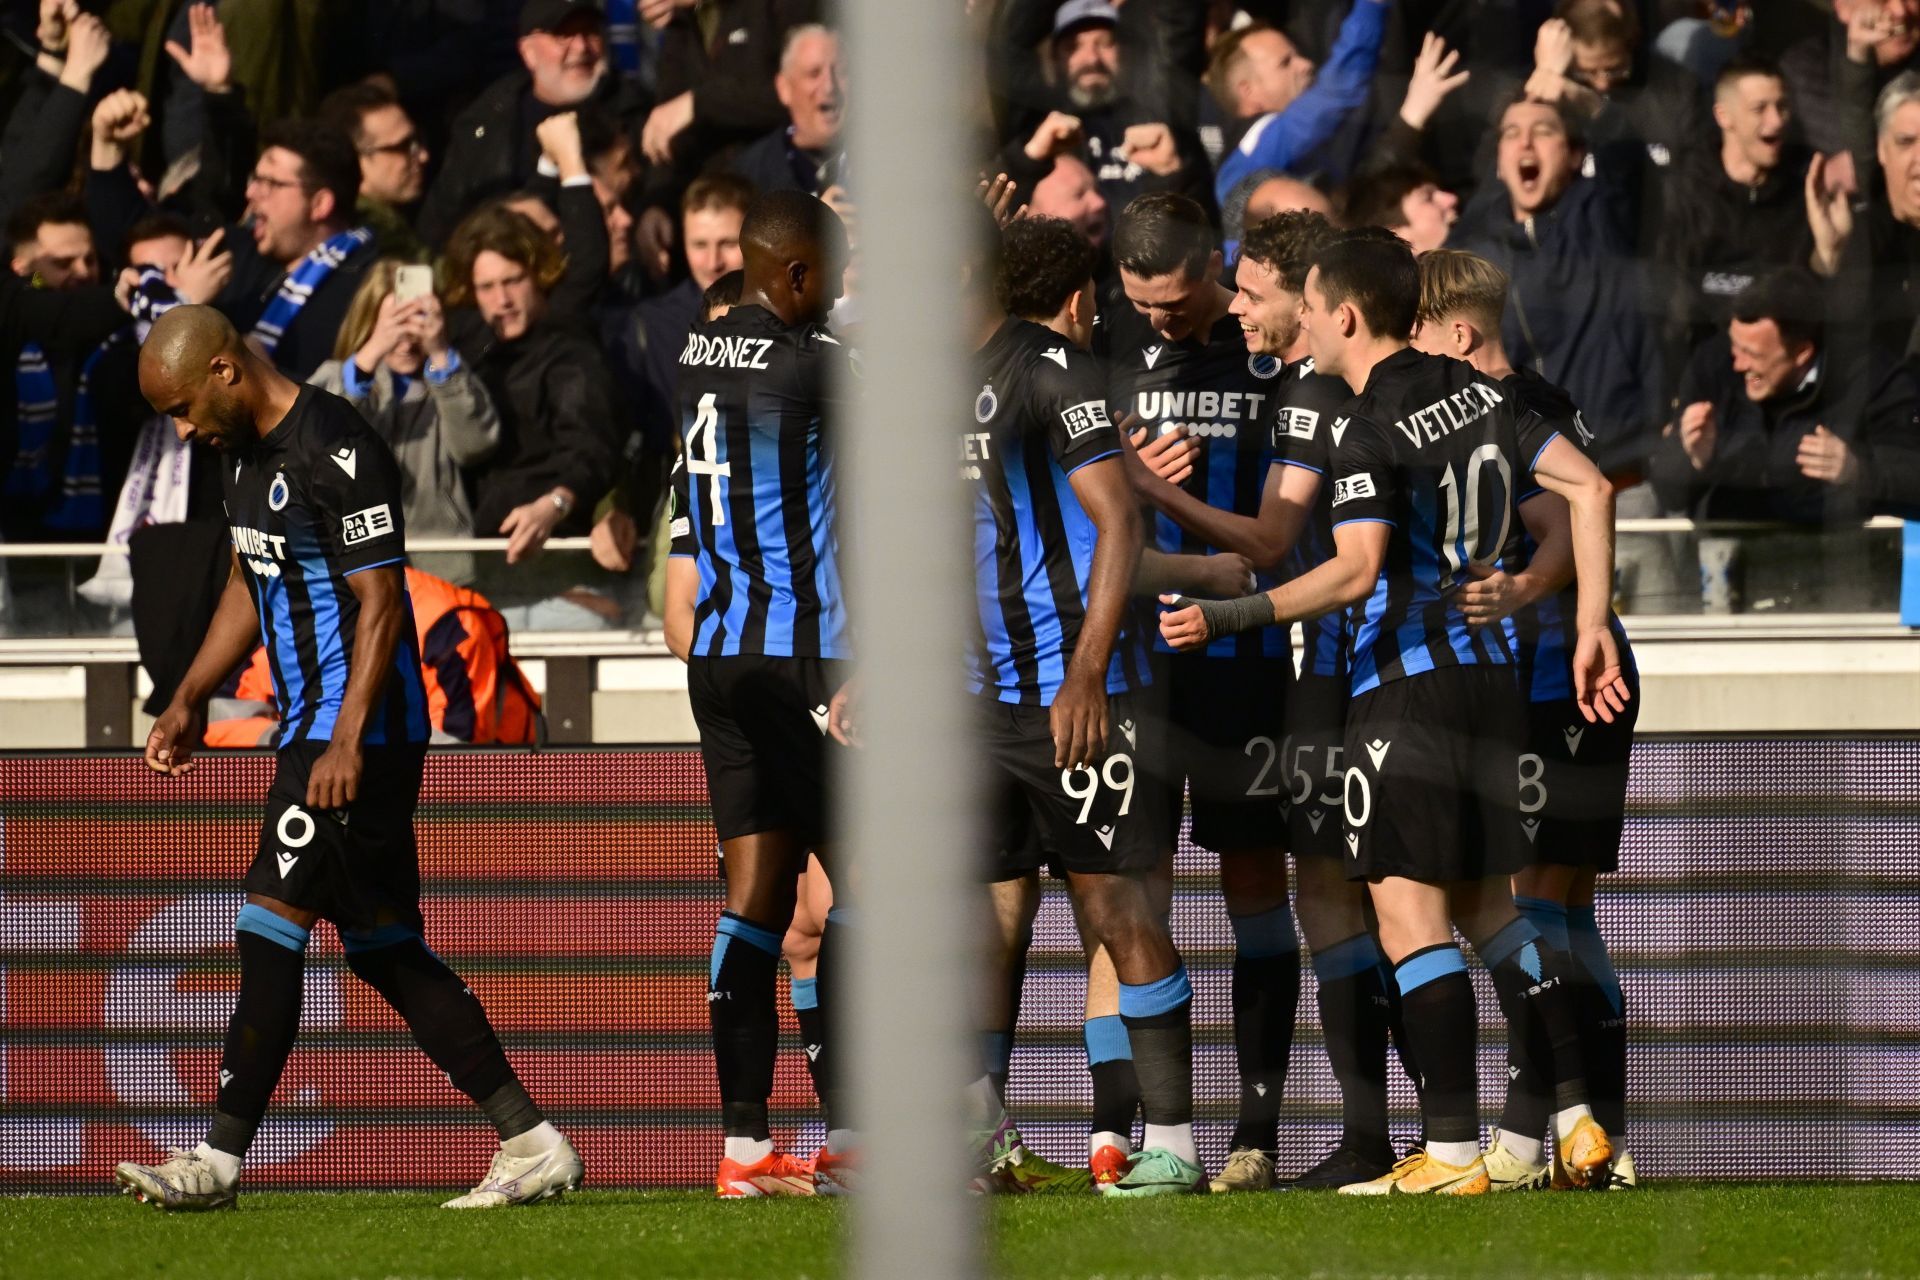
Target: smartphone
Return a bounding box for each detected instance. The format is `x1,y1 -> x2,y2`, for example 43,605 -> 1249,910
394,264 -> 433,303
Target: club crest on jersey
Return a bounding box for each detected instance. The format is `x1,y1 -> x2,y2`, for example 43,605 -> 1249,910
1332,473 -> 1376,506
975,385 -> 998,423
1247,352 -> 1281,379
1060,400 -> 1112,441
267,471 -> 289,511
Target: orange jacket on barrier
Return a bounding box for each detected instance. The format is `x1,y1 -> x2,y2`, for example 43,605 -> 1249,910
203,569 -> 541,747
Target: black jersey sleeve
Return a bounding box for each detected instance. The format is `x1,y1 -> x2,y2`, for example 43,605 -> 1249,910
310,404 -> 409,575
1035,347 -> 1122,474
1328,411 -> 1397,527
1272,364 -> 1348,476
1510,374 -> 1595,501
667,451 -> 695,557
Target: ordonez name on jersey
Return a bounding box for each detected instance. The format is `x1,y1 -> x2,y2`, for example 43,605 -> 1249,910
679,331 -> 775,370
1392,381 -> 1504,448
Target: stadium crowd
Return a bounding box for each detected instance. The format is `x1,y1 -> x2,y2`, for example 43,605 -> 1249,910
4,0 -> 1920,638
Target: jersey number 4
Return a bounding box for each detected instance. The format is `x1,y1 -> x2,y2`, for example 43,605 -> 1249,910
1437,444 -> 1513,585
685,393 -> 731,526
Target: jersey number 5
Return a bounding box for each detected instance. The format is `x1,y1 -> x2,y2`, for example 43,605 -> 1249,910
1437,443 -> 1513,585
685,393 -> 731,526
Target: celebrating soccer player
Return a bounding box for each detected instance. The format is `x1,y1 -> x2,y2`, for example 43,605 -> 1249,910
678,190 -> 857,1197
116,305 -> 580,1212
1413,250 -> 1641,1190
1160,231 -> 1631,1195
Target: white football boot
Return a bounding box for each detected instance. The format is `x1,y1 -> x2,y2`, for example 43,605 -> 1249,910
442,1133 -> 585,1208
115,1147 -> 239,1212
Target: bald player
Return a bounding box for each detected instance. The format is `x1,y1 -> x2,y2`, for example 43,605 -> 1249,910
677,191 -> 859,1197
114,307 -> 580,1212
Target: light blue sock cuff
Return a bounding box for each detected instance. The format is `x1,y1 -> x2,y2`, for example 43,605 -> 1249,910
1479,916 -> 1543,970
791,976 -> 819,1011
1118,967 -> 1192,1019
1514,896 -> 1571,951
339,922 -> 420,954
1083,1014 -> 1132,1065
1311,932 -> 1382,983
236,903 -> 310,952
716,911 -> 783,956
1229,903 -> 1300,958
1394,945 -> 1467,996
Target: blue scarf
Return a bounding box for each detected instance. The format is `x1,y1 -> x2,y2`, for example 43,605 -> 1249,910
606,0 -> 640,77
10,333 -> 123,532
252,226 -> 371,356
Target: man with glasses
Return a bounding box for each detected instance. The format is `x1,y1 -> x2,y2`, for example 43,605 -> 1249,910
321,82 -> 432,258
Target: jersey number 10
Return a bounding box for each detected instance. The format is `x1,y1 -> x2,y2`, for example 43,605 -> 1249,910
1436,444 -> 1513,586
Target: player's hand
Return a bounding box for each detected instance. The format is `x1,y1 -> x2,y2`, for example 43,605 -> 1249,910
1401,32 -> 1470,131
145,701 -> 206,777
1049,671 -> 1108,769
1458,562 -> 1518,626
1129,423 -> 1199,487
978,172 -> 1027,228
1157,593 -> 1212,651
306,739 -> 363,811
1023,110 -> 1084,163
590,506 -> 637,572
1119,122 -> 1181,176
641,90 -> 695,165
1797,424 -> 1860,484
1193,552 -> 1255,599
499,494 -> 566,563
827,678 -> 862,747
1572,626 -> 1631,725
171,228 -> 233,304
1677,400 -> 1717,471
164,3 -> 232,93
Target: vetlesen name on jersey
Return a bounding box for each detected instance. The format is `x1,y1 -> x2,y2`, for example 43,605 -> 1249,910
1391,381 -> 1504,448
678,331 -> 775,370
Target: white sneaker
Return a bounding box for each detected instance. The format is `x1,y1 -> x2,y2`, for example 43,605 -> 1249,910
1483,1131 -> 1550,1192
115,1147 -> 238,1212
442,1134 -> 584,1208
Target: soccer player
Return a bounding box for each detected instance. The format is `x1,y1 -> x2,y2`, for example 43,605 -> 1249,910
115,305 -> 580,1212
1105,191 -> 1302,1192
966,213 -> 1202,1196
1227,210 -> 1415,1189
1160,231 -> 1632,1196
679,190 -> 855,1197
1411,250 -> 1641,1190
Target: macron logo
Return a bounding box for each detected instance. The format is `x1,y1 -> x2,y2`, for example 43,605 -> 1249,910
1522,818 -> 1540,844
1095,825 -> 1115,849
1564,725 -> 1585,757
1143,345 -> 1163,369
1345,831 -> 1360,859
275,851 -> 299,878
1330,416 -> 1349,447
805,1044 -> 822,1061
219,1069 -> 233,1088
1119,719 -> 1137,749
810,705 -> 831,736
330,447 -> 357,479
1366,738 -> 1391,770
1042,347 -> 1068,369
1307,810 -> 1325,834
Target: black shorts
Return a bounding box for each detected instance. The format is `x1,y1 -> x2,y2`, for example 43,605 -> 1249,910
1283,672 -> 1350,861
243,740 -> 427,932
977,692 -> 1163,879
1522,673 -> 1640,873
688,654 -> 847,845
1147,654 -> 1291,854
1342,665 -> 1528,884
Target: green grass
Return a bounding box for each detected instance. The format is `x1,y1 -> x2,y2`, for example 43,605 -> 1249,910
3,1186 -> 1917,1279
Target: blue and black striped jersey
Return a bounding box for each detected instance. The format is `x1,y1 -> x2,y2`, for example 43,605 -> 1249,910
1330,349 -> 1559,697
1269,355 -> 1356,680
1500,367 -> 1638,702
966,318 -> 1148,706
678,305 -> 852,660
1104,307 -> 1289,660
221,385 -> 430,748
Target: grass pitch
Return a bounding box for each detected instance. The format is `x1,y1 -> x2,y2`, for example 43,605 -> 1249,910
2,1185 -> 1915,1279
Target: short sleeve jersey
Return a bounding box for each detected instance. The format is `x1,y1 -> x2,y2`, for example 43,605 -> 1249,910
1270,355 -> 1358,680
678,304 -> 852,660
1500,367 -> 1638,701
667,450 -> 694,558
1329,348 -> 1559,697
1104,305 -> 1288,660
966,317 -> 1148,705
221,384 -> 430,747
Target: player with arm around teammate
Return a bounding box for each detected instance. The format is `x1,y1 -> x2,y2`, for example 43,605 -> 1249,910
117,306 -> 579,1212
1161,231 -> 1630,1196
